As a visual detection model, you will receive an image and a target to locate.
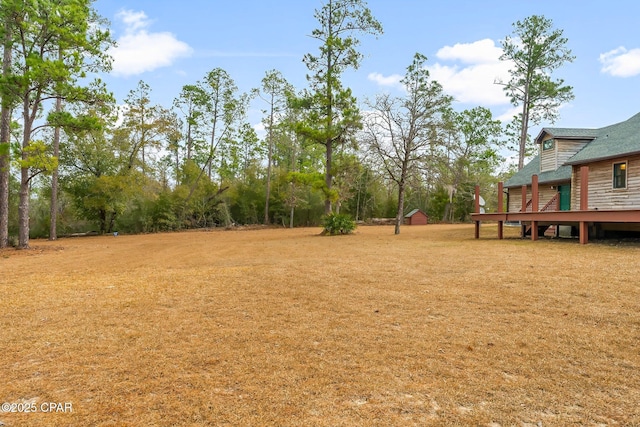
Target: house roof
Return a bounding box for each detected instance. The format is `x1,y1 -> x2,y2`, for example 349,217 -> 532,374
404,208 -> 426,218
506,112 -> 640,187
504,156 -> 572,188
536,127 -> 598,142
566,112 -> 640,165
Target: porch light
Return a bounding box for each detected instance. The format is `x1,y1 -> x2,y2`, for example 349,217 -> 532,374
620,163 -> 626,170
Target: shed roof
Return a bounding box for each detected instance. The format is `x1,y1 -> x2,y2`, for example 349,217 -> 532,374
404,208 -> 426,218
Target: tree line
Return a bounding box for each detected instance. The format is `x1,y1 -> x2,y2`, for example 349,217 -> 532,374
0,0 -> 573,248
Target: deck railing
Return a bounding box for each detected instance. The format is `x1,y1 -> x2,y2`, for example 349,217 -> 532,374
540,192 -> 560,212
520,199 -> 533,212
473,167 -> 593,244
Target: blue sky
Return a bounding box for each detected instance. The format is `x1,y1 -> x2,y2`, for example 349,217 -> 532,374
93,0 -> 640,141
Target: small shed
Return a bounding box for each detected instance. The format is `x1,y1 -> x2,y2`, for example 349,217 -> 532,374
404,209 -> 428,225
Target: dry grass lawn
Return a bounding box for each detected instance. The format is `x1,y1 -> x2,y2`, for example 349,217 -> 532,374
1,224 -> 639,426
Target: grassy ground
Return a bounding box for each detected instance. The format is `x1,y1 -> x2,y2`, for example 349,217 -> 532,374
1,224 -> 639,426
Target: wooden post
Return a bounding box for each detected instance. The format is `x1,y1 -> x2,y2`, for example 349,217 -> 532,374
531,175 -> 539,241
531,175 -> 539,212
497,182 -> 504,239
521,185 -> 527,238
474,185 -> 480,239
580,166 -> 589,210
579,166 -> 589,244
580,222 -> 588,245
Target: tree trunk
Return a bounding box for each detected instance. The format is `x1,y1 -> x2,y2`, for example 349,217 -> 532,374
98,209 -> 107,234
174,147 -> 179,184
517,83 -> 530,170
0,110 -> 9,248
18,98 -> 33,249
324,140 -> 332,214
0,21 -> 12,248
186,119 -> 192,161
289,205 -> 295,229
355,183 -> 361,221
324,1 -> 334,216
442,202 -> 452,223
108,211 -> 116,234
395,181 -> 405,235
264,99 -> 274,224
49,151 -> 59,240
49,70 -> 63,240
18,167 -> 30,249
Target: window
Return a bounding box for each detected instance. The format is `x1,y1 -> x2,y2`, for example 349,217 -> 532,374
613,162 -> 627,189
542,139 -> 554,151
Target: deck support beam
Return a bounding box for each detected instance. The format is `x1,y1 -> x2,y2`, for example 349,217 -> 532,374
474,185 -> 480,239
497,182 -> 503,240
579,222 -> 588,245
579,166 -> 589,244
531,175 -> 539,241
521,185 -> 527,237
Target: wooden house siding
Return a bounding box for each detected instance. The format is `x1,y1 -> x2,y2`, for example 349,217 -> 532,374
540,138 -> 556,172
571,154 -> 640,210
540,138 -> 590,173
507,188 -> 520,212
557,139 -> 590,166
507,184 -> 562,212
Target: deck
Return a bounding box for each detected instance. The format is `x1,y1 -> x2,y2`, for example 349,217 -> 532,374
472,166 -> 640,244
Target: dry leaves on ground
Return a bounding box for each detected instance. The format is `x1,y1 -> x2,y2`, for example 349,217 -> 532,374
1,224 -> 638,426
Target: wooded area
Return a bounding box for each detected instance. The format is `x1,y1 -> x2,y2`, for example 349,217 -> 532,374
0,0 -> 573,248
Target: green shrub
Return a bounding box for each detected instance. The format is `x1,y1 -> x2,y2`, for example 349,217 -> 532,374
322,213 -> 356,235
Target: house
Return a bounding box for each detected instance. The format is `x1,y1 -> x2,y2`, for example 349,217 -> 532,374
472,112 -> 640,244
404,209 -> 428,225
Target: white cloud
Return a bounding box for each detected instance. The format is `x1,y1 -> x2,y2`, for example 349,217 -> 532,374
599,46 -> 640,77
435,38 -> 503,65
430,39 -> 512,106
368,39 -> 512,107
495,105 -> 521,123
367,72 -> 403,89
117,10 -> 149,33
253,121 -> 266,139
109,9 -> 193,77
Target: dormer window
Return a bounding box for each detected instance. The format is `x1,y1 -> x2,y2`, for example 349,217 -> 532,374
542,139 -> 554,151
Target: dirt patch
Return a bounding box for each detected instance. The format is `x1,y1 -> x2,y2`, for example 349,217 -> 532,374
1,224 -> 638,426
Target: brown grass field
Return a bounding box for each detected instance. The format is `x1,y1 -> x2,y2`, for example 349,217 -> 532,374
1,224 -> 639,426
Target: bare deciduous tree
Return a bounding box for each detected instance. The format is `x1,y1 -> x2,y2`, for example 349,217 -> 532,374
364,53 -> 452,234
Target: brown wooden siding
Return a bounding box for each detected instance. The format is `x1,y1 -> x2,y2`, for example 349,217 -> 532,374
405,211 -> 428,225
540,138 -> 556,172
557,139 -> 590,166
572,154 -> 640,210
507,184 -> 563,212
540,139 -> 590,173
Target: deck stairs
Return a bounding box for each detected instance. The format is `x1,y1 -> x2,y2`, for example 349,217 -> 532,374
521,193 -> 560,237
